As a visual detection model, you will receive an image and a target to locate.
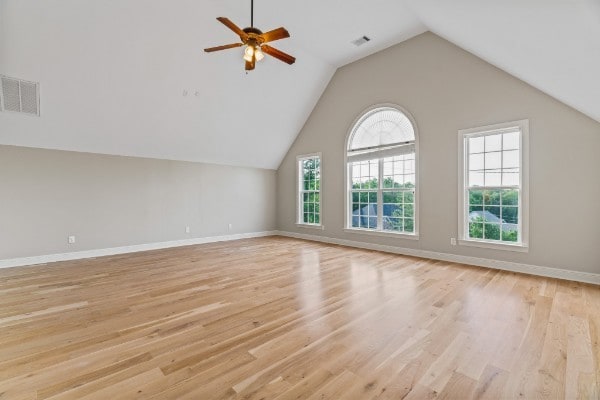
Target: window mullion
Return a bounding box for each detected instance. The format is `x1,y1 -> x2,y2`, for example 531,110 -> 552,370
377,158 -> 383,230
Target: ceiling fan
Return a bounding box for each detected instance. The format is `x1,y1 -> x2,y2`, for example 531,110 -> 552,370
204,0 -> 296,71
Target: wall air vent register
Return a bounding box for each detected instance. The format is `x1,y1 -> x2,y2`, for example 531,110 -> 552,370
0,75 -> 40,116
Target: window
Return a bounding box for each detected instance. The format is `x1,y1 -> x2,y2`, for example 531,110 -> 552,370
346,105 -> 418,237
458,120 -> 529,250
297,154 -> 321,226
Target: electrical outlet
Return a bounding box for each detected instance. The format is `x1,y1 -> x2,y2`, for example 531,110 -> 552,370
228,223 -> 232,231
185,226 -> 190,234
450,237 -> 457,246
68,236 -> 76,244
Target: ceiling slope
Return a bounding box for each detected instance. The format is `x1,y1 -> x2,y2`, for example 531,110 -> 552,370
1,1 -> 598,170
405,0 -> 600,123
0,0 -> 425,169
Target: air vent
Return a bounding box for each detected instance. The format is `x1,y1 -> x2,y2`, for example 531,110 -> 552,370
352,35 -> 371,47
0,75 -> 40,116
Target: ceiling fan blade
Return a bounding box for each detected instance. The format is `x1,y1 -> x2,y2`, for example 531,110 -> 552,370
260,27 -> 290,44
217,17 -> 248,41
204,43 -> 243,53
261,45 -> 296,65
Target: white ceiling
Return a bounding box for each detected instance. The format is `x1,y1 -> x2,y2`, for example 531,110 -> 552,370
0,0 -> 598,169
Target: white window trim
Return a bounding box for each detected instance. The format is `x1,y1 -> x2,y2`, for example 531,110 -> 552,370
344,103 -> 420,239
457,119 -> 529,252
296,152 -> 323,228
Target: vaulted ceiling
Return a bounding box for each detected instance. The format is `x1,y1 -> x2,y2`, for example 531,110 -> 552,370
1,0 -> 598,169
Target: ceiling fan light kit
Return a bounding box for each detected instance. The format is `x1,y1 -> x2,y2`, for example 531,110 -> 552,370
204,0 -> 296,71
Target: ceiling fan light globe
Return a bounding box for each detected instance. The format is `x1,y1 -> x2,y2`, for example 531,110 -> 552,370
244,46 -> 255,57
255,47 -> 265,61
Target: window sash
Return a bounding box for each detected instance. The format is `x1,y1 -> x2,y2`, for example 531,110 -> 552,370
348,156 -> 415,234
462,130 -> 522,244
298,155 -> 321,225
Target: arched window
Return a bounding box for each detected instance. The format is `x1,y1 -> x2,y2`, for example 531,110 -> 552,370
346,105 -> 418,235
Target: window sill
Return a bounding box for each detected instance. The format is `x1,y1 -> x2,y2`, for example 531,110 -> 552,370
344,228 -> 419,240
296,223 -> 324,230
458,239 -> 529,253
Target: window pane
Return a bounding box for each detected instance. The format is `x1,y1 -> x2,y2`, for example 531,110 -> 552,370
503,150 -> 519,169
484,206 -> 501,222
404,218 -> 414,233
383,203 -> 402,217
384,217 -> 402,231
405,174 -> 415,186
383,161 -> 393,176
484,170 -> 501,186
383,176 -> 394,189
503,131 -> 520,150
383,191 -> 402,203
483,190 -> 501,205
502,170 -> 519,186
469,190 -> 483,205
484,223 -> 501,240
368,192 -> 377,203
405,159 -> 415,174
469,171 -> 484,187
502,206 -> 518,224
469,136 -> 484,153
315,204 -> 320,214
352,164 -> 360,179
469,207 -> 485,226
501,190 -> 518,205
469,222 -> 484,239
349,108 -> 415,150
485,152 -> 501,169
404,192 -> 414,203
502,229 -> 518,242
404,204 -> 414,218
485,134 -> 502,152
368,217 -> 377,229
469,153 -> 484,171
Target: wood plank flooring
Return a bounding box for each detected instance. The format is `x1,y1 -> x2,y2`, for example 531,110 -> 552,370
0,236 -> 598,399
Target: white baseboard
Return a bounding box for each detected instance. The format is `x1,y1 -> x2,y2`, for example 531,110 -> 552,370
276,231 -> 600,285
0,231 -> 278,269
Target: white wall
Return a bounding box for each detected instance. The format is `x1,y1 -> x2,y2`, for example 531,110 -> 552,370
277,32 -> 600,275
0,145 -> 276,260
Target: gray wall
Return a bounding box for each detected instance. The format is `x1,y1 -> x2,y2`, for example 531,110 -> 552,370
277,32 -> 600,274
0,145 -> 276,259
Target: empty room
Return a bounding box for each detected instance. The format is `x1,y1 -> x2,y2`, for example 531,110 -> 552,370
1,0 -> 599,398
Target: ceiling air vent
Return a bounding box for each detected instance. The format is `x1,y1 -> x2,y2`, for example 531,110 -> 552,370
352,35 -> 371,47
0,75 -> 40,116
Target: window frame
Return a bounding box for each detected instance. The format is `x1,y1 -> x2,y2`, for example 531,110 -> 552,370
344,104 -> 419,239
296,153 -> 323,229
457,119 -> 529,252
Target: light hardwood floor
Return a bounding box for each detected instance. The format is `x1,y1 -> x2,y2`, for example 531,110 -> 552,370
0,236 -> 598,399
